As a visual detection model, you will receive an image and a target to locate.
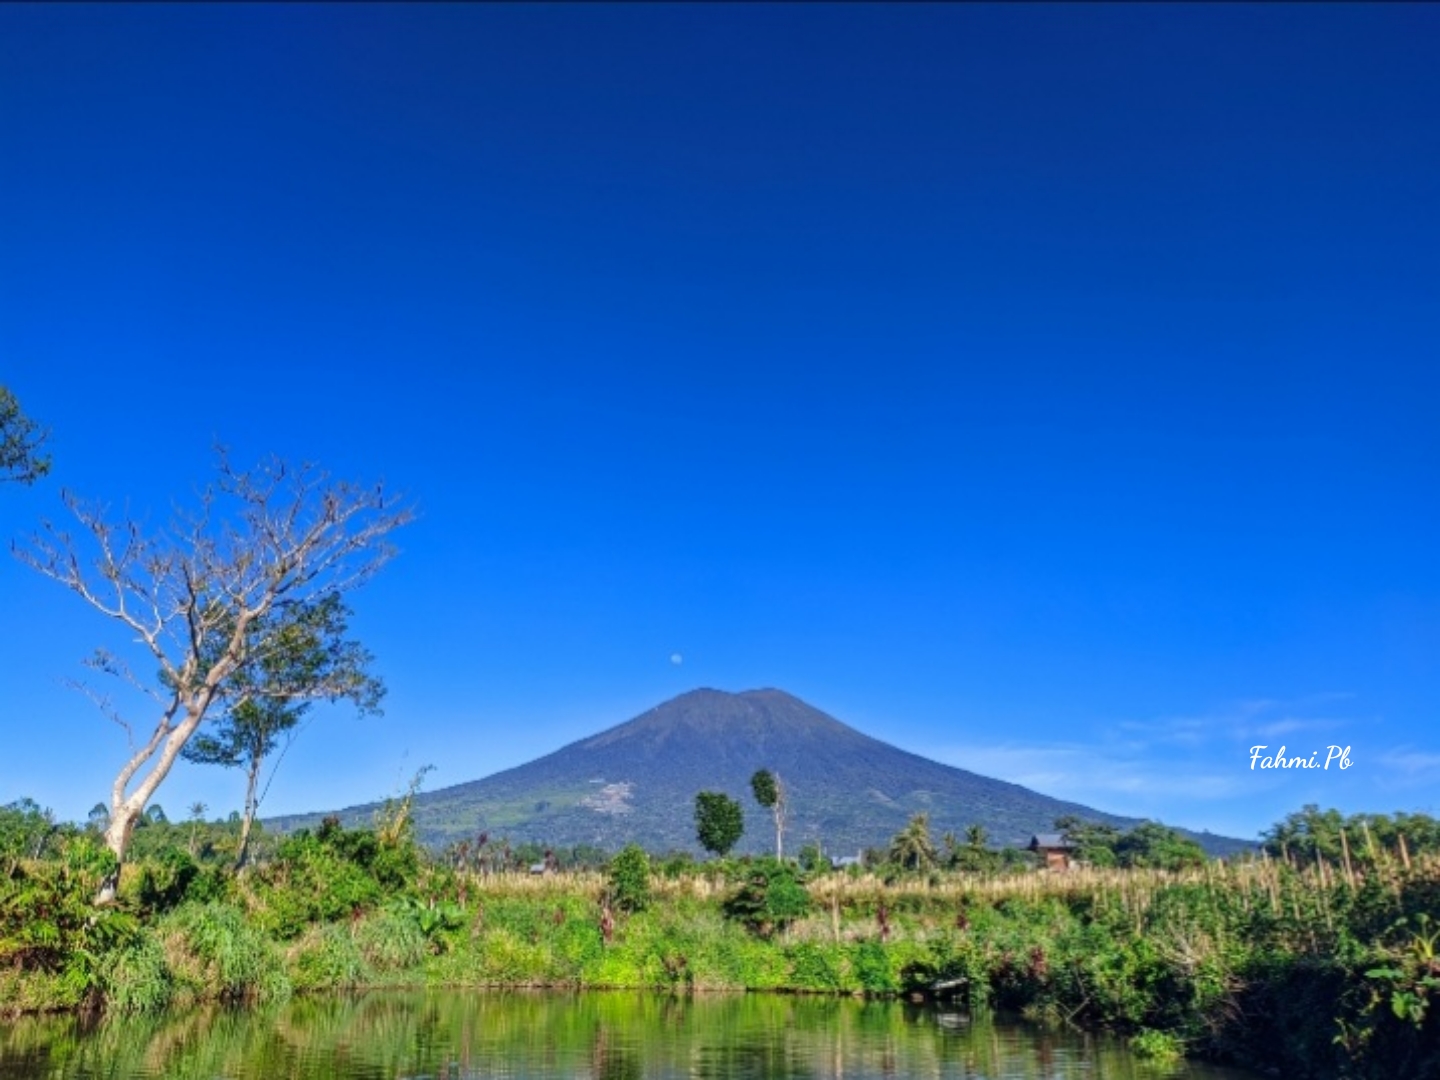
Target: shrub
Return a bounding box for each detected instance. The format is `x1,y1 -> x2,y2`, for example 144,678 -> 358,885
101,934 -> 173,1013
289,924 -> 366,991
353,909 -> 429,974
1131,1028 -> 1185,1062
608,845 -> 652,913
723,859 -> 810,938
160,902 -> 289,1002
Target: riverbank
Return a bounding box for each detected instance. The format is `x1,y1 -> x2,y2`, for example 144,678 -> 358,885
3,830 -> 1437,1079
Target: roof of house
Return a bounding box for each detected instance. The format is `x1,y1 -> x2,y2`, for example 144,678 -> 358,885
1029,833 -> 1074,850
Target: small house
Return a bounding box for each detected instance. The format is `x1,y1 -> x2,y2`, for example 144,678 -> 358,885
1028,833 -> 1076,872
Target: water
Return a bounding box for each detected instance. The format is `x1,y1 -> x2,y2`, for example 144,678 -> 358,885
0,990 -> 1260,1079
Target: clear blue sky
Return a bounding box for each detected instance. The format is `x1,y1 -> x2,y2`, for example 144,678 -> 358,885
2,5 -> 1436,842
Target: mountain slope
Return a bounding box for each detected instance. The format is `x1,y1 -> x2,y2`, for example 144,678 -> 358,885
273,688 -> 1251,856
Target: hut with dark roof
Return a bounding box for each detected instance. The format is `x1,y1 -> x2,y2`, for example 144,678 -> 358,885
1028,833 -> 1076,872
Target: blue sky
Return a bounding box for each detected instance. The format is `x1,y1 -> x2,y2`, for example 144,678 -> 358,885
1,5 -> 1436,842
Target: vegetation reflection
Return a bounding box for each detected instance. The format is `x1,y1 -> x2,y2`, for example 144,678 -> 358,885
0,990 -> 1249,1080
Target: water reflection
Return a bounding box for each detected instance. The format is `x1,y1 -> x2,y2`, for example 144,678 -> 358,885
0,990 -> 1257,1080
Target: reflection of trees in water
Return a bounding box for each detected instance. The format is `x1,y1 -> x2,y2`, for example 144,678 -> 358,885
0,990 -> 1247,1080
589,1024 -> 642,1080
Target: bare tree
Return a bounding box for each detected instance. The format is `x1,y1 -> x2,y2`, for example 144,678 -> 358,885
14,452 -> 411,899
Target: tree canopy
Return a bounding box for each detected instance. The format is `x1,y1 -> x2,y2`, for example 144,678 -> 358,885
0,386 -> 50,485
749,768 -> 787,860
888,812 -> 937,872
180,593 -> 383,868
694,791 -> 744,857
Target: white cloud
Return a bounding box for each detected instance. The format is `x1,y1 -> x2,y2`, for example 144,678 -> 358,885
1376,748 -> 1440,780
927,692 -> 1367,828
930,740 -> 1244,808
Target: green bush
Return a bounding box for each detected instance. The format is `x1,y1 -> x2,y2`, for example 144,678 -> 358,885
252,833 -> 383,938
123,848 -> 199,915
722,859 -> 810,938
289,924 -> 366,991
1131,1028 -> 1185,1061
607,844 -> 652,913
353,909 -> 429,974
849,940 -> 897,994
788,942 -> 844,991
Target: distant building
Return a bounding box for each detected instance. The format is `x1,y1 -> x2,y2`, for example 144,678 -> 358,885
1028,833 -> 1076,872
830,853 -> 862,870
528,862 -> 549,875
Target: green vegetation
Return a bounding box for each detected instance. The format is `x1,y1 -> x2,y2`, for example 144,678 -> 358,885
1056,815 -> 1208,871
180,593 -> 385,869
693,791 -> 744,857
606,844 -> 651,913
749,768 -> 787,859
4,796 -> 1440,1078
0,384 -> 50,485
888,812 -> 937,871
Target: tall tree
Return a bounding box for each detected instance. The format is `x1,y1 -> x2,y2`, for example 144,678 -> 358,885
0,386 -> 50,485
888,812 -> 937,872
180,592 -> 383,869
15,452 -> 410,899
749,768 -> 787,860
694,791 -> 744,858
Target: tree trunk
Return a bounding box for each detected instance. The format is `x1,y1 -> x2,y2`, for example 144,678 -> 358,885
97,807 -> 140,904
97,701 -> 215,903
235,755 -> 263,872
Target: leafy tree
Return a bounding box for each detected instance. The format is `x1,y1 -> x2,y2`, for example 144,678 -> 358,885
1055,815 -> 1122,867
0,385 -> 50,485
180,592 -> 383,869
607,843 -> 652,913
694,791 -> 744,857
16,451 -> 411,898
888,812 -> 937,872
1114,821 -> 1206,870
797,842 -> 826,873
750,768 -> 787,860
1263,804 -> 1349,864
0,798 -> 57,876
723,858 -> 811,938
1262,805 -> 1440,867
945,823 -> 996,872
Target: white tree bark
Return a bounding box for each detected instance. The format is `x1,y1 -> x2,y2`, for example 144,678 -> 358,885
16,452 -> 411,901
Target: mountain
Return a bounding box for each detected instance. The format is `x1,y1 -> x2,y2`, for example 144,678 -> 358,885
272,688 -> 1253,857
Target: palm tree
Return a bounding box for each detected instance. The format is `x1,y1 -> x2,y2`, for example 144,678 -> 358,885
888,812 -> 937,872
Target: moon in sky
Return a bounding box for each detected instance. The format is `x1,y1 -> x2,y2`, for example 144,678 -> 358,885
670,653 -> 683,666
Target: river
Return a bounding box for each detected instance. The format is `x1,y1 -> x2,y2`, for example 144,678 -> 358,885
0,990 -> 1262,1079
